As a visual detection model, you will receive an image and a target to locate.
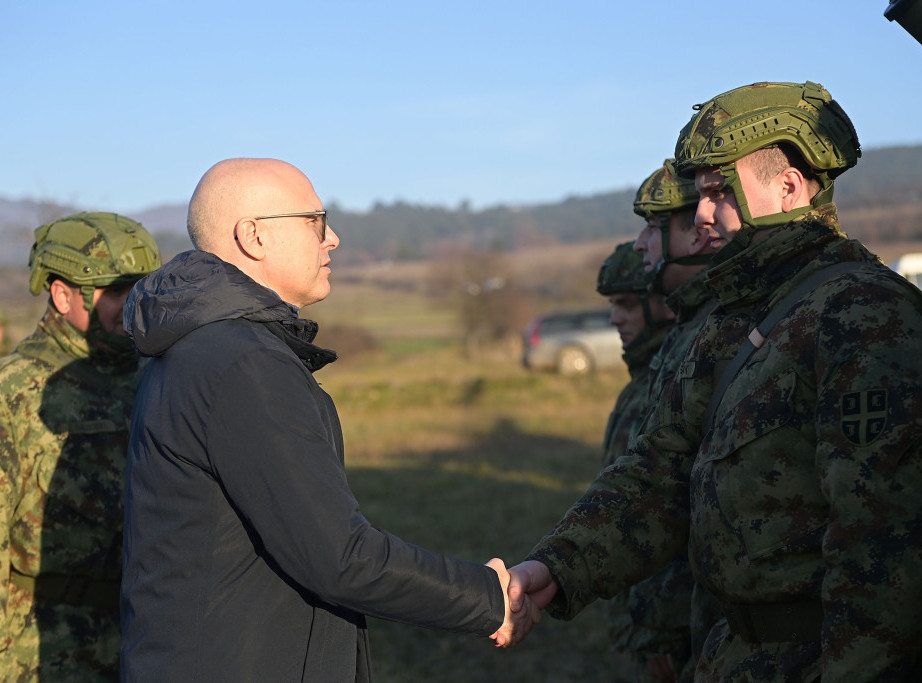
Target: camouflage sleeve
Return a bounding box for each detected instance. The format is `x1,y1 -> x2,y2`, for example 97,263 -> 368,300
0,365 -> 21,658
526,371 -> 697,621
815,276 -> 922,678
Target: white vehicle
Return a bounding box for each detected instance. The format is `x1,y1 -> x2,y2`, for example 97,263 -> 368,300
891,252 -> 922,289
521,309 -> 623,376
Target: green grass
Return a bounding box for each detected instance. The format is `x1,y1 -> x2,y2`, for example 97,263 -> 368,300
319,345 -> 629,682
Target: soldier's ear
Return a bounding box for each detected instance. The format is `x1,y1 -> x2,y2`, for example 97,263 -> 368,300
688,224 -> 713,254
779,167 -> 810,213
49,279 -> 75,315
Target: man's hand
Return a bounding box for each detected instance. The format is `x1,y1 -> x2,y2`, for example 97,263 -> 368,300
508,560 -> 558,612
486,558 -> 540,648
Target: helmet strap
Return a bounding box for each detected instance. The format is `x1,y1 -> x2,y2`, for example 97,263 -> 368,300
649,212 -> 711,294
711,162 -> 818,265
80,284 -> 96,312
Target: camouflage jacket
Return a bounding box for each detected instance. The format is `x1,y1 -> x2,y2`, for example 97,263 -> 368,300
602,323 -> 673,469
604,270 -> 718,676
0,305 -> 143,680
528,205 -> 922,681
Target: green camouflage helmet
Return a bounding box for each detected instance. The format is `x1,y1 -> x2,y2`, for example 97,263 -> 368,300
633,159 -> 698,218
634,160 -> 708,295
597,241 -> 671,353
29,212 -> 161,303
673,81 -> 860,182
673,81 -> 860,259
597,241 -> 648,296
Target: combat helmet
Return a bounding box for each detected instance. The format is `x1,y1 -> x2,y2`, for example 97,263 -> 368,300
673,81 -> 860,254
597,241 -> 648,296
633,159 -> 706,294
29,211 -> 161,310
597,241 -> 670,352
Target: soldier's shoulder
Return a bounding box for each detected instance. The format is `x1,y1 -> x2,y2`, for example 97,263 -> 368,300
0,353 -> 53,401
813,261 -> 922,311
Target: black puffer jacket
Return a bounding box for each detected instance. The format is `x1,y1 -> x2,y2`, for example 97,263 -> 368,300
120,251 -> 503,682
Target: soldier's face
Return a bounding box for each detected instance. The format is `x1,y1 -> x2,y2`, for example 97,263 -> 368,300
92,283 -> 135,335
694,167 -> 743,250
608,292 -> 645,346
634,209 -> 702,273
634,216 -> 663,273
694,158 -> 784,248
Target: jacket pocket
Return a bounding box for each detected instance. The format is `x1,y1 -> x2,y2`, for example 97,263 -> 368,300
695,369 -> 825,563
699,368 -> 796,464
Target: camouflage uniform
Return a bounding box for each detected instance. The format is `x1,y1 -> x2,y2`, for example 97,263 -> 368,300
599,162 -> 715,681
528,207 -> 922,680
607,269 -> 720,682
0,308 -> 144,680
0,213 -> 159,681
600,274 -> 673,682
598,241 -> 673,471
602,320 -> 672,469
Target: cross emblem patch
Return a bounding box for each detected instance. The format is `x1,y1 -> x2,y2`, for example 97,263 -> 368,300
841,390 -> 888,446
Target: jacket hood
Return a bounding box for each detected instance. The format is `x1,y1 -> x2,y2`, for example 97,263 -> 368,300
125,250 -> 300,357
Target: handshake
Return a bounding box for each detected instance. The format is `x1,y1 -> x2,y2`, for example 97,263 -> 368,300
485,559 -> 558,648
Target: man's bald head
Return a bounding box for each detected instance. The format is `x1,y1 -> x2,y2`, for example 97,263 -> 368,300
185,158 -> 338,308
186,158 -> 320,257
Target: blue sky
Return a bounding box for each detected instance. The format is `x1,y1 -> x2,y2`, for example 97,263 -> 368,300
1,1 -> 918,214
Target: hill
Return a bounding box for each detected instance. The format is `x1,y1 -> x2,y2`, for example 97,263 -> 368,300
1,144 -> 921,267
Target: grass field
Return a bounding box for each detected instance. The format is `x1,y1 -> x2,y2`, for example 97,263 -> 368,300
318,344 -> 625,682
304,253 -> 626,681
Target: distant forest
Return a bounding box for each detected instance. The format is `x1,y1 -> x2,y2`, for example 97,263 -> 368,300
3,145 -> 921,267
316,145 -> 922,265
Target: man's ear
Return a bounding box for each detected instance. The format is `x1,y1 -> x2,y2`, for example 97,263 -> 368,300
234,218 -> 267,260
779,167 -> 809,212
687,223 -> 713,255
49,279 -> 75,315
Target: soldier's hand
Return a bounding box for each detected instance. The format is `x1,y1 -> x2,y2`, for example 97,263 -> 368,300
508,560 -> 558,612
486,558 -> 540,648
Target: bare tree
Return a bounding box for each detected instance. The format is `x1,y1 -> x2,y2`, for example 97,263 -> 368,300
429,248 -> 534,359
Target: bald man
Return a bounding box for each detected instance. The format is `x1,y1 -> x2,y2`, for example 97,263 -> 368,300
119,159 -> 535,681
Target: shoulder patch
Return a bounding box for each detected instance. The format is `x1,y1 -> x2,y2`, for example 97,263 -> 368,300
841,390 -> 888,446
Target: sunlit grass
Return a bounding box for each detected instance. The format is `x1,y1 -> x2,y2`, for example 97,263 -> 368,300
317,344 -> 629,682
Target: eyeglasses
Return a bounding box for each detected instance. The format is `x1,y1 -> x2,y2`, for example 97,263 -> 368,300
254,211 -> 328,242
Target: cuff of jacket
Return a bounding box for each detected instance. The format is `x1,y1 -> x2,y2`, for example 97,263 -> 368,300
525,536 -> 592,621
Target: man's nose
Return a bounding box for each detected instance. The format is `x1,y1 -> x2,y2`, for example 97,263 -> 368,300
695,199 -> 713,229
325,226 -> 341,249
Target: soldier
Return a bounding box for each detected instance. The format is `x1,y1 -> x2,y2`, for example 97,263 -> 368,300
597,240 -> 678,682
508,82 -> 922,680
598,241 -> 674,470
603,162 -> 721,682
0,212 -> 161,679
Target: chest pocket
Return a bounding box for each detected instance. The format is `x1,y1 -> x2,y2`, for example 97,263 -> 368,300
700,367 -> 798,463
695,369 -> 825,562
